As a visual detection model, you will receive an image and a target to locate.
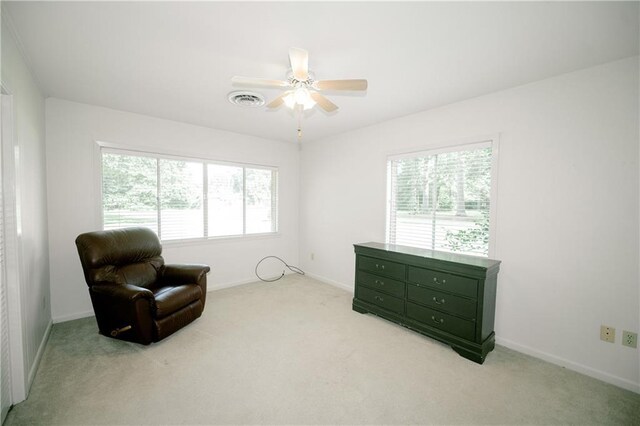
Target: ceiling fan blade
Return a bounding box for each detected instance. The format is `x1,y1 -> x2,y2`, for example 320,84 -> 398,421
266,92 -> 290,108
231,76 -> 289,88
315,79 -> 368,91
289,47 -> 309,81
310,92 -> 338,112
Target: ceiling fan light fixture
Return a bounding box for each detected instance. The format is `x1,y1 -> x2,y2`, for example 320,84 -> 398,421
284,87 -> 316,110
283,93 -> 296,109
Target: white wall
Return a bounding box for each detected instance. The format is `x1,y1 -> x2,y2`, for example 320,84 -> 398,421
299,57 -> 640,392
45,98 -> 299,322
1,19 -> 52,398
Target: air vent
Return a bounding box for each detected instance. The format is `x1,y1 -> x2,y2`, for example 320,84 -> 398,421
227,91 -> 265,107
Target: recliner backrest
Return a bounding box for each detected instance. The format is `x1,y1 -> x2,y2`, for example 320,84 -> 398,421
75,227 -> 164,289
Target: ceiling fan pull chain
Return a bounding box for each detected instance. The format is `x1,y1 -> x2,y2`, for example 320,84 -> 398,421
297,105 -> 303,141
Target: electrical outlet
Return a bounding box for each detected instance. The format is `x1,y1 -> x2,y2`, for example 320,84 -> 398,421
622,331 -> 637,348
600,325 -> 615,343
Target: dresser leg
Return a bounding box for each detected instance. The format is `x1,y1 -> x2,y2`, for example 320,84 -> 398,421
451,334 -> 495,364
452,346 -> 486,364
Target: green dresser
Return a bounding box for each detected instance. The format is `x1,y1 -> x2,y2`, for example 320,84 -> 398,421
353,242 -> 501,364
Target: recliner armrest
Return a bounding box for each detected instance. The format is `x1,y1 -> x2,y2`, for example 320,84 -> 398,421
91,283 -> 154,302
161,264 -> 210,285
89,282 -> 155,344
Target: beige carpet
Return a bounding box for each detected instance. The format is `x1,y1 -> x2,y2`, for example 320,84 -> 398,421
5,275 -> 640,425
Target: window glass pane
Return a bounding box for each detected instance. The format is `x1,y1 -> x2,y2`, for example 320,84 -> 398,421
208,164 -> 243,236
391,156 -> 437,250
388,145 -> 492,257
246,168 -> 275,234
158,159 -> 204,240
102,148 -> 278,241
102,153 -> 158,233
444,148 -> 491,256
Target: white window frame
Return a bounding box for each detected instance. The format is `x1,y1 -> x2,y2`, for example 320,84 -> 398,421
95,141 -> 279,244
385,135 -> 500,258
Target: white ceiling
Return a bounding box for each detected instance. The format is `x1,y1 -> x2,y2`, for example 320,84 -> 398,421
4,1 -> 639,143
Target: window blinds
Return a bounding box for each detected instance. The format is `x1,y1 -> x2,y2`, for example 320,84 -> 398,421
159,159 -> 204,240
387,143 -> 493,257
102,152 -> 158,233
207,164 -> 243,237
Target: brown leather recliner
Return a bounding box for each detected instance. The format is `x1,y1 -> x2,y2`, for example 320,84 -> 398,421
75,227 -> 210,344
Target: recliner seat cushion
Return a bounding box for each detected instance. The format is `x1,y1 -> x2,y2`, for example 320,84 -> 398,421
153,284 -> 202,319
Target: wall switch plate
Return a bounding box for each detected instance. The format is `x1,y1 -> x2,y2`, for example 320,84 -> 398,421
600,325 -> 615,343
622,331 -> 637,348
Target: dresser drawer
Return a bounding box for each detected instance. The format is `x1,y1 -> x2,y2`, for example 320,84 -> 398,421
357,286 -> 404,315
408,266 -> 477,298
358,256 -> 405,280
357,270 -> 405,298
407,284 -> 476,319
406,302 -> 475,341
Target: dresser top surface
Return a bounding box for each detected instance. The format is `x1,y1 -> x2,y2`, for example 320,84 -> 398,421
354,242 -> 501,270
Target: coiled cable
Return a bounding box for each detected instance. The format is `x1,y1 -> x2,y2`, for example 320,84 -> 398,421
255,256 -> 305,282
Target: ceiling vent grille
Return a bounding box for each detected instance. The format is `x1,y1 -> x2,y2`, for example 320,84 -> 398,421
227,91 -> 265,107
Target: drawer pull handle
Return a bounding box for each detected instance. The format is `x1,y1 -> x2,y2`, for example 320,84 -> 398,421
432,297 -> 445,305
374,280 -> 384,286
374,295 -> 384,302
375,264 -> 385,270
431,316 -> 444,324
433,277 -> 446,285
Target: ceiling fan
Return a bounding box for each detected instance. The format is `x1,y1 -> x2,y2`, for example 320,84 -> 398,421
231,48 -> 368,113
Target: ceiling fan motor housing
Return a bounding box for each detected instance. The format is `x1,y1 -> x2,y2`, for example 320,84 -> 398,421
287,70 -> 316,88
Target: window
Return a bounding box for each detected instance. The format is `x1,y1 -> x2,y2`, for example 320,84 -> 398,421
101,148 -> 278,241
386,141 -> 495,257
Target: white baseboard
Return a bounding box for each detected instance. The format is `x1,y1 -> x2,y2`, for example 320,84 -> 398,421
52,309 -> 94,324
305,272 -> 354,293
496,336 -> 640,394
208,278 -> 258,291
27,319 -> 52,393
208,275 -> 283,292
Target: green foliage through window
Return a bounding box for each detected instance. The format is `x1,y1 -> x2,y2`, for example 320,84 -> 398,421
102,150 -> 277,240
387,143 -> 493,257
